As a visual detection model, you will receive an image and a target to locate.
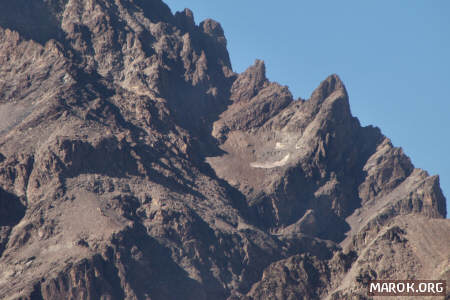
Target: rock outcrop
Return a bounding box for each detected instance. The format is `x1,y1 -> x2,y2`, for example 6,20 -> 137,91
0,1 -> 448,299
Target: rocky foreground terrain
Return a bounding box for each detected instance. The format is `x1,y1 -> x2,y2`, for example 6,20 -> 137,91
0,0 -> 448,299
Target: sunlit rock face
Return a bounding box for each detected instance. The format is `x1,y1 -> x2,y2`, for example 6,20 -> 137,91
0,1 -> 448,299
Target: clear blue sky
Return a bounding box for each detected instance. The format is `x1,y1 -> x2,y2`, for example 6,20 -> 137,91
164,0 -> 450,216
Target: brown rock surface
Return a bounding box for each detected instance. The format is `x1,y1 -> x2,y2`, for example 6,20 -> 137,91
0,1 -> 448,299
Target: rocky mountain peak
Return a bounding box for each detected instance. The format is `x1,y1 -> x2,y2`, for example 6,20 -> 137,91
174,8 -> 195,32
199,18 -> 225,46
230,59 -> 267,102
0,1 -> 448,300
311,74 -> 347,101
308,74 -> 348,110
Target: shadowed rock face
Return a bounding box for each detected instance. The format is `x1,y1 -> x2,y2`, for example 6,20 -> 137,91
0,1 -> 448,299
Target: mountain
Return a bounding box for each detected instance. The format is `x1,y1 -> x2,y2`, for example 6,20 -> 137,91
0,0 -> 448,299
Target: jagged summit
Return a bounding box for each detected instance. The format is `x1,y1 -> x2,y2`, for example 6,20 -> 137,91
311,74 -> 347,102
230,59 -> 268,102
174,8 -> 195,31
0,1 -> 448,299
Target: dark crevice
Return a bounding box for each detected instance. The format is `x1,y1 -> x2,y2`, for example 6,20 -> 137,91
0,0 -> 65,44
29,282 -> 44,300
0,188 -> 26,227
110,223 -> 211,300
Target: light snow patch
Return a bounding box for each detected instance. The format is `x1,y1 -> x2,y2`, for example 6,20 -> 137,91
250,154 -> 290,169
275,142 -> 286,149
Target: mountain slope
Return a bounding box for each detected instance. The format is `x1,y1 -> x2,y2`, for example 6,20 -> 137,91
0,1 -> 448,299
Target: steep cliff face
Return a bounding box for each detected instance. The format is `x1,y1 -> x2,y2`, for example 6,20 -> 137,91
0,1 -> 448,299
